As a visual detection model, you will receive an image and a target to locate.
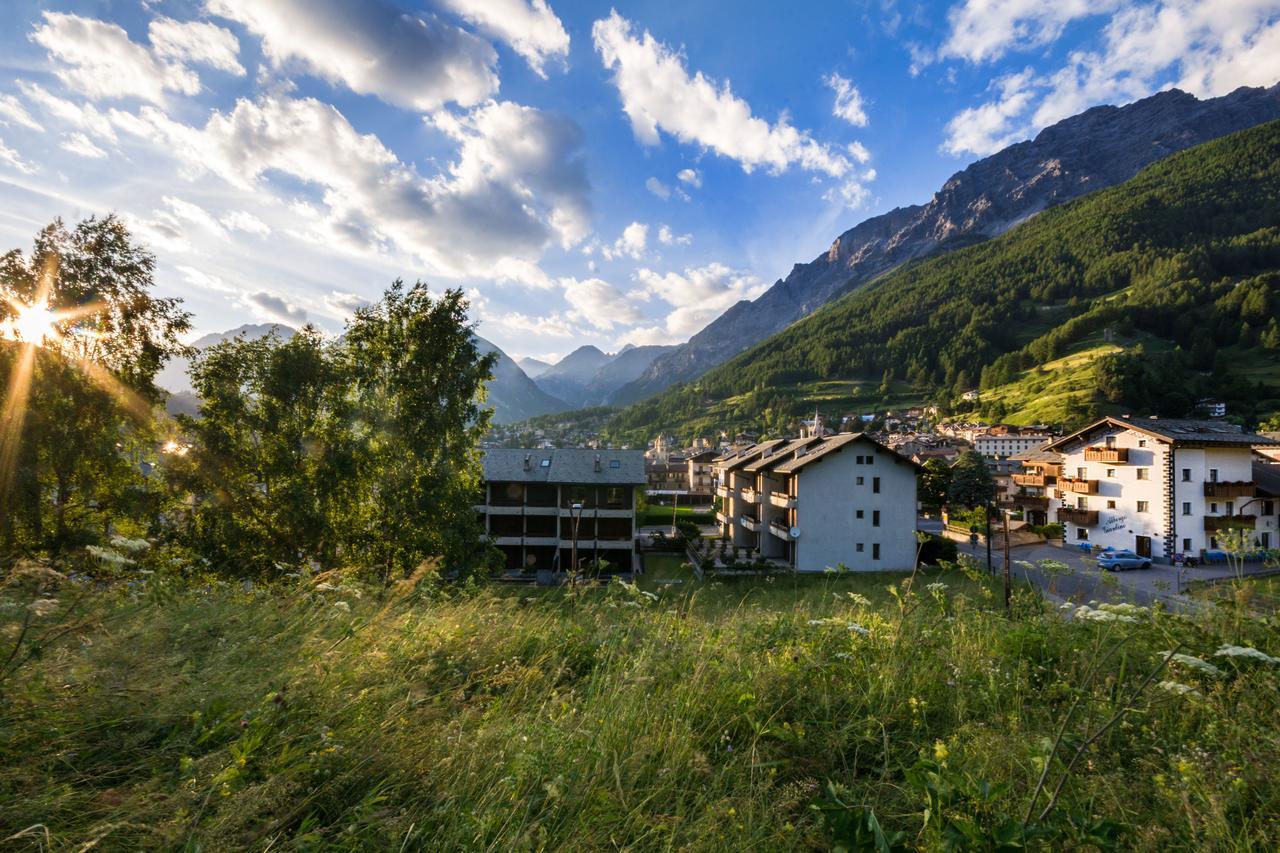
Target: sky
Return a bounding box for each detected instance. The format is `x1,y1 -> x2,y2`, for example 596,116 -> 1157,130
1,1 -> 1278,363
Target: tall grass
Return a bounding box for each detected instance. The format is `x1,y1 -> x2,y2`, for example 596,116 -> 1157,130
2,563 -> 1278,850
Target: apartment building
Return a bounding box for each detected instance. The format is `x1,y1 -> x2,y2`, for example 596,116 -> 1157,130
1004,448 -> 1062,525
974,428 -> 1054,459
714,433 -> 921,571
686,449 -> 718,500
1044,417 -> 1280,560
480,448 -> 645,577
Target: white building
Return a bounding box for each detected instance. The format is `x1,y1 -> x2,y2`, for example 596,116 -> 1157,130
974,429 -> 1054,459
1044,417 -> 1279,561
714,433 -> 921,571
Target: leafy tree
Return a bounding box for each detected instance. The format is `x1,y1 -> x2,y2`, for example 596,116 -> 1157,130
918,458 -> 951,510
0,216 -> 191,557
948,451 -> 996,510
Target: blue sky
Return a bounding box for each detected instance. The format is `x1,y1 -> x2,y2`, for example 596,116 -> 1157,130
1,0 -> 1278,362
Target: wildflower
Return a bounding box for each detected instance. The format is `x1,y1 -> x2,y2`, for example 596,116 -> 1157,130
1158,680 -> 1203,698
29,598 -> 59,618
1214,644 -> 1280,665
845,592 -> 871,607
1164,653 -> 1223,677
926,582 -> 948,594
109,535 -> 150,554
807,618 -> 826,626
846,623 -> 869,636
933,740 -> 949,762
86,545 -> 133,567
333,601 -> 350,613
315,582 -> 338,591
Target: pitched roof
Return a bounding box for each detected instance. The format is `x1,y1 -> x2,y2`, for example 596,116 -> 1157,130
482,448 -> 646,484
742,436 -> 824,473
1011,447 -> 1063,463
1254,458 -> 1280,498
714,440 -> 786,472
1047,416 -> 1278,451
773,433 -> 923,474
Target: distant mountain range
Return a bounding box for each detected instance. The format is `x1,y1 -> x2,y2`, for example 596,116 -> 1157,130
516,356 -> 552,377
530,343 -> 675,409
612,83 -> 1280,405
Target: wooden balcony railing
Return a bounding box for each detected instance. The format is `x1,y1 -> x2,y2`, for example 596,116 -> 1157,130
1084,446 -> 1129,463
1013,473 -> 1046,487
1060,477 -> 1099,495
1057,508 -> 1099,526
1203,481 -> 1255,498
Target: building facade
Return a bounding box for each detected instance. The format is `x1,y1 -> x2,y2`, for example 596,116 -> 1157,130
1004,448 -> 1062,526
480,449 -> 645,577
1044,417 -> 1279,561
714,433 -> 920,571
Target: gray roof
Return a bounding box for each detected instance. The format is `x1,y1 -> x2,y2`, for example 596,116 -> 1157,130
1011,447 -> 1063,463
714,440 -> 786,472
742,436 -> 824,473
1254,458 -> 1280,497
774,432 -> 922,474
482,448 -> 645,484
1047,416 -> 1279,451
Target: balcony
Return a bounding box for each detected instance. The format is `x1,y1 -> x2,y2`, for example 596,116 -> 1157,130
739,515 -> 760,532
1057,508 -> 1099,526
1013,473 -> 1046,488
715,484 -> 730,499
769,490 -> 796,508
739,487 -> 760,504
715,511 -> 728,526
1084,446 -> 1129,463
769,520 -> 791,540
1203,481 -> 1255,498
1060,477 -> 1099,495
1204,514 -> 1256,531
1011,495 -> 1049,508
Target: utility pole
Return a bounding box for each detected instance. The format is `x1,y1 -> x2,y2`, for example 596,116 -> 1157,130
1002,508 -> 1012,614
985,500 -> 993,577
570,501 -> 583,587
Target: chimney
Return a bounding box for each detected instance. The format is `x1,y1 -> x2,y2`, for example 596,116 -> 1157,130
594,454 -> 602,472
523,454 -> 531,470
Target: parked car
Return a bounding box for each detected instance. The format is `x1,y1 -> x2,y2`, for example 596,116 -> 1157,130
1097,549 -> 1151,571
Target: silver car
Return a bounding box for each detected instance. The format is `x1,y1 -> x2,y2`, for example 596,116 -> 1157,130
1097,549 -> 1151,571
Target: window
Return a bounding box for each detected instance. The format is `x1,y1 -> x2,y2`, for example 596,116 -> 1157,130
1226,501 -> 1234,515
1106,468 -> 1116,478
873,477 -> 881,493
1182,502 -> 1192,516
1210,502 -> 1218,513
1263,501 -> 1276,516
856,476 -> 864,486
1136,468 -> 1149,480
1077,497 -> 1088,509
1107,500 -> 1117,509
1262,533 -> 1272,548
540,459 -> 551,467
1138,439 -> 1147,448
1137,501 -> 1149,513
1076,528 -> 1089,540
1105,435 -> 1116,448
855,509 -> 864,519
873,510 -> 880,527
1077,467 -> 1087,479
1209,468 -> 1218,482
1181,468 -> 1191,482
609,459 -> 620,469
856,543 -> 864,552
872,543 -> 880,560
1183,538 -> 1191,551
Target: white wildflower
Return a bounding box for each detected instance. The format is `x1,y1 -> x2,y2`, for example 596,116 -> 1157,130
845,593 -> 871,607
1073,604 -> 1137,623
315,582 -> 338,592
109,535 -> 150,554
1158,680 -> 1202,698
29,598 -> 59,618
1164,653 -> 1223,677
1214,644 -> 1280,665
85,545 -> 133,567
807,619 -> 827,626
332,601 -> 350,613
846,623 -> 870,636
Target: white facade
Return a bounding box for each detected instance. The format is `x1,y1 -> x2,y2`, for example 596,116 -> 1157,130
1046,418 -> 1277,561
974,433 -> 1052,459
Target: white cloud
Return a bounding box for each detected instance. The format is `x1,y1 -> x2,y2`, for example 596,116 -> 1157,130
324,290 -> 370,317
602,221 -> 648,260
175,265 -> 238,293
645,176 -> 671,199
60,132 -> 108,159
149,16 -> 245,76
657,224 -> 692,246
0,95 -> 43,132
30,12 -> 200,103
17,83 -> 119,143
676,167 -> 701,187
592,10 -> 851,178
823,171 -> 877,209
220,210 -> 272,236
436,0 -> 570,77
938,0 -> 1119,64
245,290 -> 308,324
825,73 -> 869,126
0,138 -> 36,174
560,276 -> 645,329
125,94 -> 588,286
938,1 -> 1280,157
484,310 -> 576,338
846,141 -> 871,163
625,262 -> 766,344
207,0 -> 499,111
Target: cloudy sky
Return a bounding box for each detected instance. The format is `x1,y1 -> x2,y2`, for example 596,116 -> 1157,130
1,1 -> 1278,361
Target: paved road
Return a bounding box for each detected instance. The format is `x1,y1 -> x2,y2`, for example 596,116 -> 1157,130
962,540 -> 1273,608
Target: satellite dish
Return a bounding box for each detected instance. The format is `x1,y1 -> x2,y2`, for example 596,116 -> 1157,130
789,526 -> 801,540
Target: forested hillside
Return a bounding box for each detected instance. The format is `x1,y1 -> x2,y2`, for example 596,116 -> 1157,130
608,119 -> 1280,442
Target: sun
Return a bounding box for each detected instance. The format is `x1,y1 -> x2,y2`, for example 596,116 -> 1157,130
7,300 -> 61,345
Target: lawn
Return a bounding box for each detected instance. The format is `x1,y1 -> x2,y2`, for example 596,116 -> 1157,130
3,560 -> 1279,850
639,505 -> 716,527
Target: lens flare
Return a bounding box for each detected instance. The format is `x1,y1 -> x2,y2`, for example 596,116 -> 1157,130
6,300 -> 60,345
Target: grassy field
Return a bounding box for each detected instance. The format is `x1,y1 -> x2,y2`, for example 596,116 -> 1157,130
3,560 -> 1279,850
639,506 -> 716,527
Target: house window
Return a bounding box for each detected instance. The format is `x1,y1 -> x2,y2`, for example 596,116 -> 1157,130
1105,435 -> 1116,448
1182,502 -> 1191,515
1137,501 -> 1149,513
1138,439 -> 1147,448
873,477 -> 881,493
1077,497 -> 1088,509
1263,501 -> 1276,516
1077,466 -> 1087,479
856,543 -> 864,552
1210,536 -> 1218,549
609,459 -> 620,469
1107,500 -> 1117,509
856,476 -> 864,486
1210,502 -> 1218,513
872,543 -> 880,560
1181,468 -> 1191,482
1106,468 -> 1116,478
1226,501 -> 1234,515
1209,468 -> 1218,482
1136,468 -> 1149,480
1183,538 -> 1191,551
873,510 -> 880,527
1262,533 -> 1272,548
856,509 -> 864,519
1076,528 -> 1089,540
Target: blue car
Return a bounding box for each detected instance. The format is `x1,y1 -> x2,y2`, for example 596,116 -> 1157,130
1097,549 -> 1151,571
